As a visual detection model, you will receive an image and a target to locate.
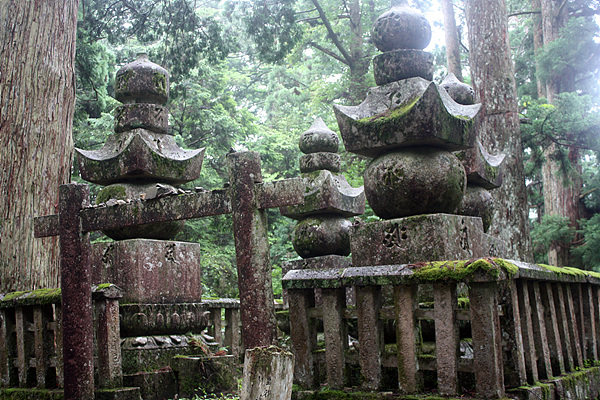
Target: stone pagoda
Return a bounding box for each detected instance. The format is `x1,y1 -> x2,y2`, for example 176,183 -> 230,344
280,118 -> 365,304
333,0 -> 507,266
76,54 -> 209,380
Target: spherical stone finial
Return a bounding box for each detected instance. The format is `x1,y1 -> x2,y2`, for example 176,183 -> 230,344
299,118 -> 340,154
115,53 -> 170,105
292,215 -> 352,258
441,73 -> 475,105
372,1 -> 432,52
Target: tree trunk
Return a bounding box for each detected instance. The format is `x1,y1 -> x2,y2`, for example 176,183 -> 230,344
539,0 -> 582,267
531,0 -> 546,98
440,0 -> 463,81
465,0 -> 533,261
0,0 -> 78,292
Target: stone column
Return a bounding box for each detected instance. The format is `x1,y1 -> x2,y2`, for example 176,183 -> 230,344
59,183 -> 94,400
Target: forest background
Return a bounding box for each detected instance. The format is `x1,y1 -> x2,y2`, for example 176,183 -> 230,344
71,0 -> 600,298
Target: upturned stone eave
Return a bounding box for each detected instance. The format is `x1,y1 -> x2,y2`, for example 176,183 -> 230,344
333,77 -> 481,158
280,170 -> 365,219
76,129 -> 205,185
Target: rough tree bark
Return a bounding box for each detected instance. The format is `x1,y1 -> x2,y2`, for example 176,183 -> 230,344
440,0 -> 463,81
0,0 -> 78,292
539,0 -> 583,267
466,0 -> 533,261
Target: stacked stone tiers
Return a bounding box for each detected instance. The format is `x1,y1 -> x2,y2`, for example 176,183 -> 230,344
76,53 -> 205,240
281,119 -> 364,259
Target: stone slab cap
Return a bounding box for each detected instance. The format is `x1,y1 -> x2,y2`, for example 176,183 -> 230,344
282,254 -> 351,272
350,213 -> 491,267
282,268 -> 344,289
77,129 -> 205,185
334,77 -> 481,158
0,285 -> 122,308
280,169 -> 365,219
455,140 -> 505,189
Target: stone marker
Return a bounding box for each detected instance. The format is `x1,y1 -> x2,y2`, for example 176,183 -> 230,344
241,346 -> 294,400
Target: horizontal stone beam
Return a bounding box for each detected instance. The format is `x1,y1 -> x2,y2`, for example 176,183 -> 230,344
34,178 -> 304,238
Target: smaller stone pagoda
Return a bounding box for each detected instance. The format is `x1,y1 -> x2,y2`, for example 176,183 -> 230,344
280,118 -> 364,303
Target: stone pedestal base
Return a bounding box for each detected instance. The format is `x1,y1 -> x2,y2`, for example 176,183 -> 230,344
350,214 -> 507,267
92,239 -> 202,304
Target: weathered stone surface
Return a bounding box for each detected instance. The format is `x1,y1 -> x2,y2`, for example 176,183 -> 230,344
121,335 -> 199,374
334,78 -> 480,157
96,182 -> 185,240
241,346 -> 294,400
114,103 -> 168,134
372,1 -> 431,52
282,255 -> 351,272
77,129 -> 205,185
299,152 -> 340,173
280,170 -> 364,219
115,53 -> 169,105
350,214 -> 490,267
457,184 -> 493,232
175,355 -> 237,397
363,147 -> 466,219
299,118 -> 339,154
440,73 -> 475,105
455,140 -> 505,189
120,303 -> 208,336
91,239 -> 202,304
373,50 -> 433,85
123,370 -> 177,400
292,215 -> 352,258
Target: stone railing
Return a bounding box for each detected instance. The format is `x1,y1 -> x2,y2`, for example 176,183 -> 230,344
0,284 -> 122,390
283,258 -> 600,399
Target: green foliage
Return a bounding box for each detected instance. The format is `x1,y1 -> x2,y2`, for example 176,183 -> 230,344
236,0 -> 303,64
573,214 -> 600,271
531,215 -> 576,264
536,17 -> 600,96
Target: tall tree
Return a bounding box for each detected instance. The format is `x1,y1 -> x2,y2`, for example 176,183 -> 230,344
0,0 -> 79,291
466,0 -> 533,261
536,0 -> 600,266
440,0 -> 463,80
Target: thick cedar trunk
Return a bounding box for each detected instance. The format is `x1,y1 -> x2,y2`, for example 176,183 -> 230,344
539,0 -> 582,267
0,0 -> 78,292
440,0 -> 463,81
466,0 -> 533,261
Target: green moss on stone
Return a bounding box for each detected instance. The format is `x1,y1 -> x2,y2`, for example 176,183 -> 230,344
97,185 -> 127,204
1,288 -> 61,308
152,72 -> 168,97
411,258 -> 517,282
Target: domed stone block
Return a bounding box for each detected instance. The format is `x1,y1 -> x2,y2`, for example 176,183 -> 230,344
280,170 -> 365,219
363,147 -> 466,219
457,185 -> 494,232
299,118 -> 340,154
115,103 -> 169,134
292,216 -> 352,258
115,53 -> 169,104
334,78 -> 481,158
96,182 -> 185,240
373,50 -> 433,85
372,1 -> 431,52
77,129 -> 205,185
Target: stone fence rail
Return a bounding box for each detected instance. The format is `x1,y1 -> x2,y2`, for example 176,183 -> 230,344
283,258 -> 600,399
0,284 -> 122,390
